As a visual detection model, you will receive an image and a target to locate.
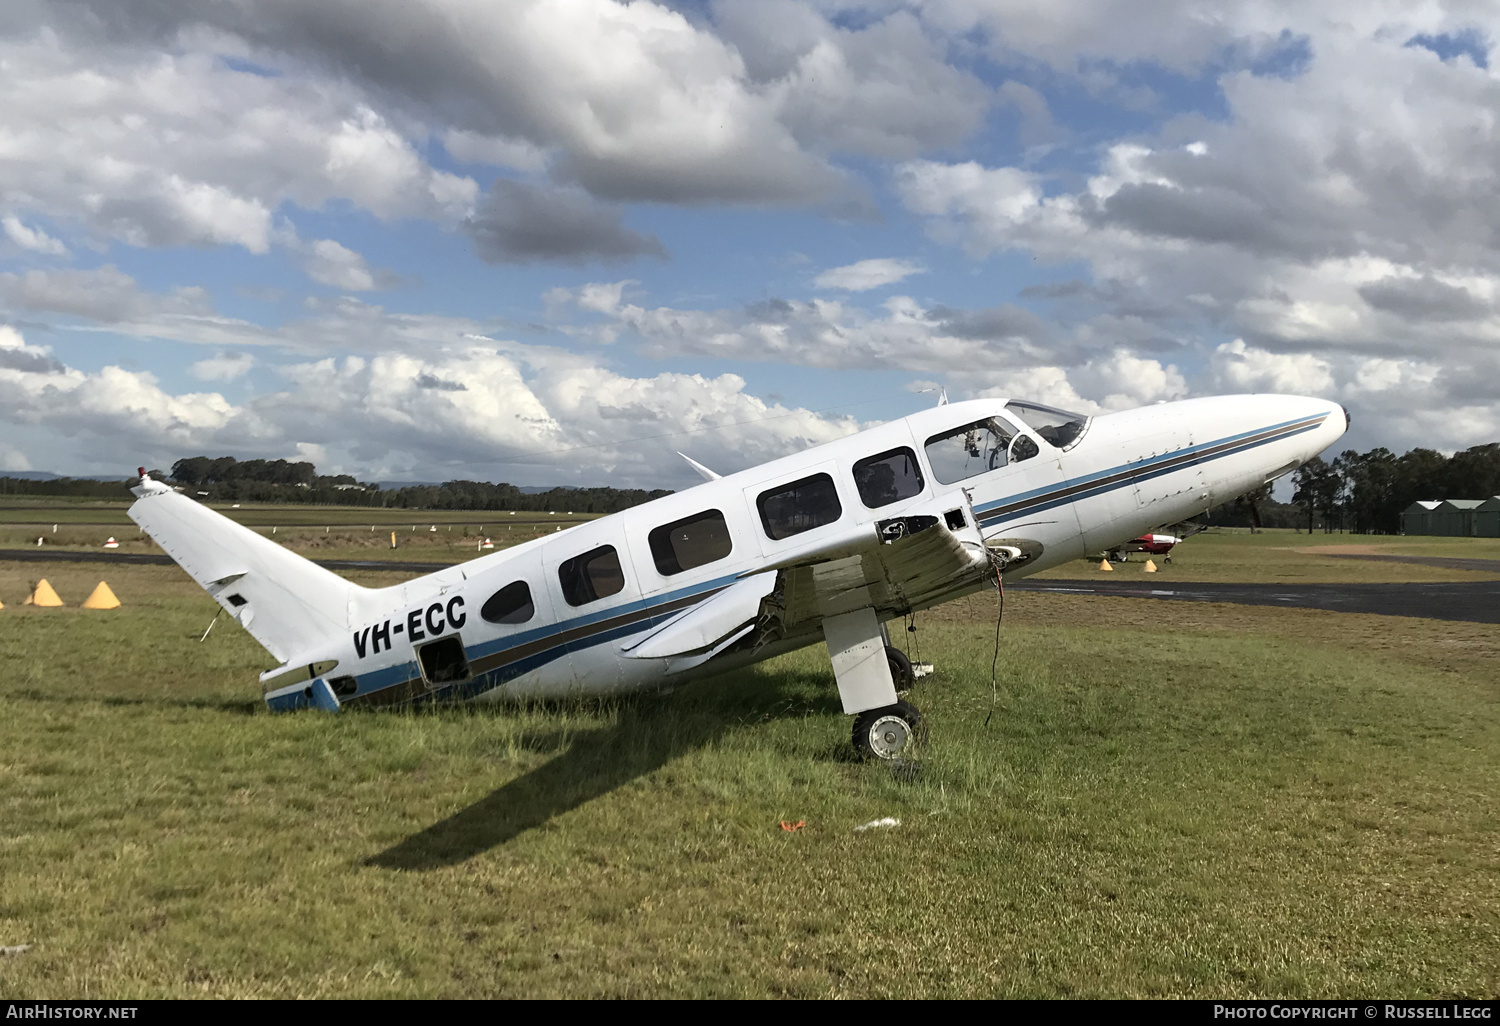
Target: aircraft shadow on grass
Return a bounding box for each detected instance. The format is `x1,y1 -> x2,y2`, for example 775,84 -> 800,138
367,668 -> 841,871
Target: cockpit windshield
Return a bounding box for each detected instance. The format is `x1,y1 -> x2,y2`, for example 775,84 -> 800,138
1004,400 -> 1088,449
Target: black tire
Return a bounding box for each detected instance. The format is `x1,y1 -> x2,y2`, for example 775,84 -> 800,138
852,700 -> 926,761
886,645 -> 915,690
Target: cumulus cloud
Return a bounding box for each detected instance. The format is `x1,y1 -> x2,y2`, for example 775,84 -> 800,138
0,265 -> 211,323
464,180 -> 666,265
0,325 -> 239,458
190,351 -> 254,381
0,321 -> 862,485
912,0 -> 1472,76
902,30 -> 1500,318
893,17 -> 1500,451
299,238 -> 378,291
549,280 -> 1060,372
17,0 -> 857,207
716,2 -> 991,159
2,215 -> 68,256
0,30 -> 477,254
813,258 -> 924,291
4,1 -> 1499,469
1208,339 -> 1334,395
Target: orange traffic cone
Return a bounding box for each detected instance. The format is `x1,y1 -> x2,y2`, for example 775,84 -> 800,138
82,581 -> 120,609
1099,559 -> 1113,571
24,579 -> 63,607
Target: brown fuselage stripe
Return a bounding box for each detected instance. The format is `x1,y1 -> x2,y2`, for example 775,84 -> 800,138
344,584 -> 729,707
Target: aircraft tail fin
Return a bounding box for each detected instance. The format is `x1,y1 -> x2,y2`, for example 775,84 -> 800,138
127,471 -> 362,663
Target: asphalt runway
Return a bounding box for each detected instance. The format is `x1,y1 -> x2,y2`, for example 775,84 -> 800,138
1011,578 -> 1500,624
5,548 -> 1499,623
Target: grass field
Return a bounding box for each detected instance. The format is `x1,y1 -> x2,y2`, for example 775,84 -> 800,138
0,502 -> 598,561
1,530 -> 1496,998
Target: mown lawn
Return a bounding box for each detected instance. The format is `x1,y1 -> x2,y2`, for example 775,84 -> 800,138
0,558 -> 1495,998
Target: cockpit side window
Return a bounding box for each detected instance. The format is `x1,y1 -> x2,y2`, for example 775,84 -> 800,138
1004,400 -> 1088,449
1010,434 -> 1039,463
558,545 -> 626,606
923,419 -> 1016,484
853,446 -> 924,508
757,473 -> 842,540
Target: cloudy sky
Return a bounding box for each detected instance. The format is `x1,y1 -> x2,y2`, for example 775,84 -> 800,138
1,1 -> 1497,487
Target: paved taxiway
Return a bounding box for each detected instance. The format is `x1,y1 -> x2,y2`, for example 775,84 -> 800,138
1010,578 -> 1500,623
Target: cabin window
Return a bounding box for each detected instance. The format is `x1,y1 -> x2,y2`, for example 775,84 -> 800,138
1005,400 -> 1087,449
1010,434 -> 1039,463
480,580 -> 535,624
924,419 -> 1016,484
558,545 -> 626,606
649,509 -> 733,576
853,447 -> 924,509
758,473 -> 842,540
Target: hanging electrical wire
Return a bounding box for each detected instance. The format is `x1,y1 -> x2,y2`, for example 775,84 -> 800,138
983,548 -> 1006,728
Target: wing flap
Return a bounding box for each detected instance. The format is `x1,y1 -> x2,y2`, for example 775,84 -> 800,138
623,574 -> 776,660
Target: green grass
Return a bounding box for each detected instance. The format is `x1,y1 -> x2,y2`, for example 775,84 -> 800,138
0,506 -> 595,561
0,555 -> 1496,997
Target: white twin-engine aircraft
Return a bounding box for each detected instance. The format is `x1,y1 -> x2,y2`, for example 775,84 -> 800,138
128,393 -> 1346,760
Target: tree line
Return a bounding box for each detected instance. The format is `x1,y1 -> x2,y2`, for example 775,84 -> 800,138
165,456 -> 674,514
1207,443 -> 1500,534
0,456 -> 673,516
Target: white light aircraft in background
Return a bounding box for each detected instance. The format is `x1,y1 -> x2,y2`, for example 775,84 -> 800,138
128,393 -> 1347,760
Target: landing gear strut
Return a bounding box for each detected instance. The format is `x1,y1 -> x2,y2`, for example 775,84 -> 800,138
852,700 -> 925,761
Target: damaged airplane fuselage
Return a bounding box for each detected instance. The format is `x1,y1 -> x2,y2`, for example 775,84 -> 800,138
128,393 -> 1346,758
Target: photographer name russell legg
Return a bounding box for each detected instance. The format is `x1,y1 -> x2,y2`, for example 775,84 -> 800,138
1214,1007 -> 1492,1019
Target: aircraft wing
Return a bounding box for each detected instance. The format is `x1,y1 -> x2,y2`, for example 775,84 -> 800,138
622,513 -> 991,674
772,516 -> 990,635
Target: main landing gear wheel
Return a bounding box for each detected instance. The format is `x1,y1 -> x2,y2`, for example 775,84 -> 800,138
852,700 -> 926,761
886,645 -> 915,690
